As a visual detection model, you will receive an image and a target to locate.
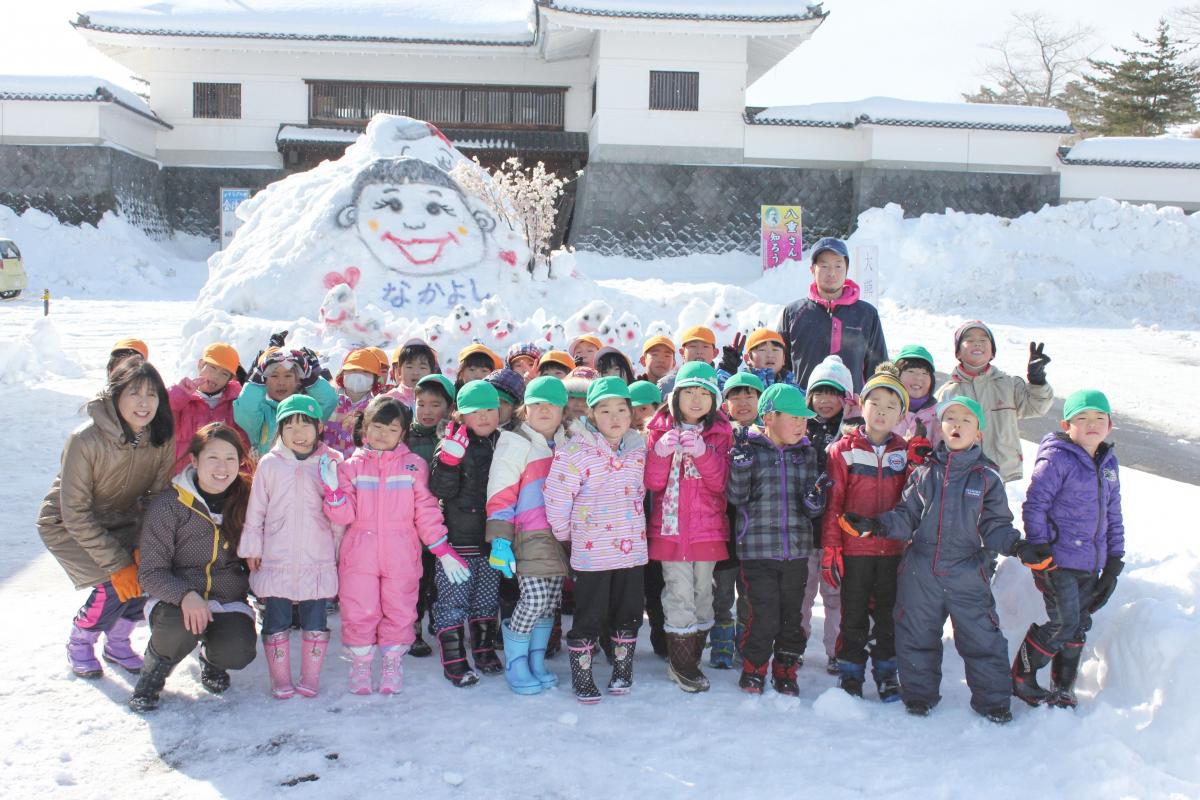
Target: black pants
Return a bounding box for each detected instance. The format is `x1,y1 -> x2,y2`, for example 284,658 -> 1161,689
498,574 -> 521,624
148,602 -> 257,670
644,559 -> 665,632
569,566 -> 645,641
739,558 -> 809,668
837,555 -> 900,665
1030,569 -> 1097,653
415,549 -> 437,623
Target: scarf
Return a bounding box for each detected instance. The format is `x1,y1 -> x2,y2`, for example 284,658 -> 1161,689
660,422 -> 702,538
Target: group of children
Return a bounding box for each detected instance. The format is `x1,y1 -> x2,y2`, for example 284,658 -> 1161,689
68,256 -> 1125,723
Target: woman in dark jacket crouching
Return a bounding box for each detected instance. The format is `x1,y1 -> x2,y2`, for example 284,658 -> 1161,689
130,423 -> 257,712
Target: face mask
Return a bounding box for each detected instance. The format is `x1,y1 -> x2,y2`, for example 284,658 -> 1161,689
343,373 -> 375,394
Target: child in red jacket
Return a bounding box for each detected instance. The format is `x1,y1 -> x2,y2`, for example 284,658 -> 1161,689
167,343 -> 246,474
644,361 -> 733,693
822,363 -> 910,702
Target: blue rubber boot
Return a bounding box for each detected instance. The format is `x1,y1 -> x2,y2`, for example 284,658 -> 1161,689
501,622 -> 543,695
708,621 -> 735,669
838,660 -> 866,698
871,658 -> 901,703
528,616 -> 559,688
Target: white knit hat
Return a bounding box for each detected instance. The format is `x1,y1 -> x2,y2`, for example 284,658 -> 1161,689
806,355 -> 853,396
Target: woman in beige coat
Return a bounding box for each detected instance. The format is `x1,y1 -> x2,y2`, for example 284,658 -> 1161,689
37,360 -> 175,679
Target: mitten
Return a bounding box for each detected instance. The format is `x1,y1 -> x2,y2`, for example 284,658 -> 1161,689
653,428 -> 680,457
679,429 -> 706,458
268,330 -> 289,348
430,537 -> 470,585
488,538 -> 516,579
438,423 -> 470,466
838,512 -> 883,538
803,474 -> 833,516
1088,556 -> 1124,612
318,454 -> 345,507
1013,540 -> 1057,572
907,436 -> 933,467
110,563 -> 142,603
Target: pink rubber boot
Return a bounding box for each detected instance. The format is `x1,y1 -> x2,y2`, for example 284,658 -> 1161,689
348,646 -> 375,695
263,631 -> 295,699
67,623 -> 103,678
379,645 -> 409,696
295,631 -> 330,698
102,617 -> 144,673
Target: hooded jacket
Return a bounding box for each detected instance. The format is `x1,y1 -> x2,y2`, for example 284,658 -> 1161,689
725,427 -> 821,561
776,279 -> 888,393
878,443 -> 1021,573
38,398 -> 174,590
1022,432 -> 1124,572
822,426 -> 909,557
430,427 -> 500,557
168,379 -> 245,475
138,469 -> 250,605
935,363 -> 1052,482
544,419 -> 648,572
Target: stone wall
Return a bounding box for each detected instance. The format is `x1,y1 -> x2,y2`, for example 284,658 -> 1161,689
162,166 -> 285,238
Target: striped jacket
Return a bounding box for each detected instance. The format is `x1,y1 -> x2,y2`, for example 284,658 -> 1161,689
544,420 -> 648,573
485,422 -> 570,577
725,428 -> 821,561
822,427 -> 909,557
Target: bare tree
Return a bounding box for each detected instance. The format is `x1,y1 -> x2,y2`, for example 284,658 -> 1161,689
1174,4 -> 1200,42
964,11 -> 1099,106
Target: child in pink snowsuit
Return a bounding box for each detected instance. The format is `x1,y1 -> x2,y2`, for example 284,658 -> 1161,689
323,395 -> 469,695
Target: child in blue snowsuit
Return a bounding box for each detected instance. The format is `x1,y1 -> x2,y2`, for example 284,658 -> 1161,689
1012,389 -> 1124,709
838,396 -> 1055,724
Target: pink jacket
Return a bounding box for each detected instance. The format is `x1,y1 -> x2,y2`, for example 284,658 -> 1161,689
643,408 -> 732,561
892,397 -> 942,448
168,379 -> 244,474
385,385 -> 416,408
544,420 -> 648,573
325,443 -> 448,580
239,442 -> 342,601
322,391 -> 373,459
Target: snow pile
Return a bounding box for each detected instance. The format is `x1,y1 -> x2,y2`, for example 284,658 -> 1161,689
0,205 -> 211,300
0,317 -> 82,384
753,96 -> 1072,129
821,199 -> 1198,328
1063,136 -> 1200,165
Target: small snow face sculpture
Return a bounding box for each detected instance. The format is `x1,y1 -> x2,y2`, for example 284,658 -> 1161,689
336,157 -> 496,276
450,305 -> 473,335
320,282 -> 358,331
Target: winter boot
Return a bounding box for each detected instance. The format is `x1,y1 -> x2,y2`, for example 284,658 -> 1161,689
872,658 -> 902,703
825,656 -> 841,676
199,653 -> 230,694
409,621 -> 433,658
665,632 -> 709,693
347,646 -> 375,695
128,646 -> 175,713
544,609 -> 562,659
974,704 -> 1013,725
739,660 -> 768,694
905,699 -> 933,717
771,651 -> 802,696
469,618 -> 504,676
567,638 -> 602,704
1049,640 -> 1084,709
102,617 -> 144,674
708,621 -> 735,669
67,623 -> 104,678
1011,628 -> 1054,707
438,626 -> 480,688
528,616 -> 558,688
295,630 -> 329,698
500,622 -> 543,695
263,631 -> 296,700
379,645 -> 408,695
607,629 -> 638,695
837,660 -> 866,698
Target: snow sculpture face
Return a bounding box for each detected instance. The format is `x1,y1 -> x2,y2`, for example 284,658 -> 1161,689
541,321 -> 566,351
450,304 -> 473,335
336,157 -> 496,277
613,312 -> 642,348
567,301 -> 612,336
424,321 -> 446,348
646,320 -> 673,340
374,117 -> 460,172
490,320 -> 515,343
320,283 -> 357,330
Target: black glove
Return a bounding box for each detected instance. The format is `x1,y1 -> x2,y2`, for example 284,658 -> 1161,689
1088,556 -> 1124,613
1013,540 -> 1057,571
1027,342 -> 1051,385
268,330 -> 289,348
838,512 -> 883,538
573,353 -> 586,367
803,474 -> 833,516
297,347 -> 322,389
730,426 -> 753,468
812,472 -> 834,496
719,331 -> 746,374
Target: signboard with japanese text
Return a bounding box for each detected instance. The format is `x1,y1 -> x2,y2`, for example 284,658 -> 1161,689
219,188 -> 251,250
760,205 -> 803,271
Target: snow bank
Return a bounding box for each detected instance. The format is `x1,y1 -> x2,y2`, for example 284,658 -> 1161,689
1064,136 -> 1200,165
0,317 -> 82,384
0,206 -> 211,300
753,96 -> 1072,129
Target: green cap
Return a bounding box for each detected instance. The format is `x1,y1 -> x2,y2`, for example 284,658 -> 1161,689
936,395 -> 987,431
673,361 -> 720,396
416,373 -> 456,403
275,393 -> 323,424
758,383 -> 814,418
1062,389 -> 1111,422
629,380 -> 663,408
456,380 -> 500,415
895,344 -> 936,374
722,371 -> 766,399
586,376 -> 631,408
524,376 -> 568,408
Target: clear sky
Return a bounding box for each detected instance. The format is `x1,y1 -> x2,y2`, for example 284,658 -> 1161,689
2,1 -> 1190,105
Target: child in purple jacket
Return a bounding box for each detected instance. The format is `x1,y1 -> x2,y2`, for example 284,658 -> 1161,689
1013,389 -> 1125,709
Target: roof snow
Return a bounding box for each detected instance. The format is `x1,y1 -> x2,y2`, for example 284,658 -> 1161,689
76,0 -> 536,44
1061,136 -> 1200,169
538,1 -> 825,21
0,75 -> 152,115
749,97 -> 1074,133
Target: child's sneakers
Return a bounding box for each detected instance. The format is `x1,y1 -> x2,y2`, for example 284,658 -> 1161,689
738,660 -> 768,694
347,646 -> 375,695
825,656 -> 841,676
771,652 -> 801,697
872,658 -> 901,703
837,660 -> 865,698
378,645 -> 408,695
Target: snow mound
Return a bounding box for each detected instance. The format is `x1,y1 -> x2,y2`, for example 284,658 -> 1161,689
0,317 -> 82,384
812,687 -> 868,721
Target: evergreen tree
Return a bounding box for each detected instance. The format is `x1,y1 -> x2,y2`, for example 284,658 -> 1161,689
1085,20 -> 1200,135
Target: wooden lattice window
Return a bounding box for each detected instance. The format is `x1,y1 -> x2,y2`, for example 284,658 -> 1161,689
193,83 -> 241,119
649,71 -> 699,111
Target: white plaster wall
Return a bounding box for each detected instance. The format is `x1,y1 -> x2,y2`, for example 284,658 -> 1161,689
1060,164 -> 1200,209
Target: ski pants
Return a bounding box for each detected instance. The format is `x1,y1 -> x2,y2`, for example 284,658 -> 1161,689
1029,568 -> 1097,653
569,566 -> 645,641
837,554 -> 899,666
739,558 -> 809,668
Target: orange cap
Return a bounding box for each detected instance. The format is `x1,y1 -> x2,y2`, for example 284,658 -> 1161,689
568,334 -> 603,357
679,326 -> 716,347
641,335 -> 676,358
365,347 -> 389,374
538,350 -> 575,372
457,343 -> 503,371
111,338 -> 149,359
745,328 -> 786,353
340,347 -> 385,377
200,343 -> 240,375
